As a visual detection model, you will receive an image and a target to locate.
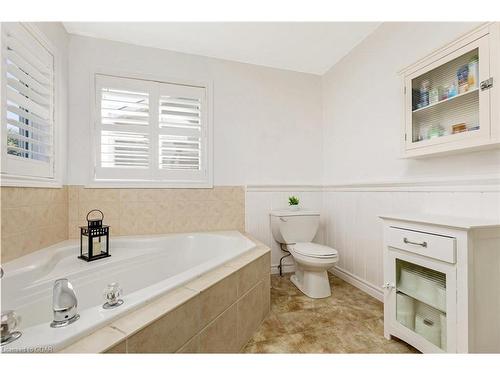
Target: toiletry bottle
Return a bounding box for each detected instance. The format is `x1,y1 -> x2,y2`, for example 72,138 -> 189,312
468,56 -> 479,89
420,80 -> 430,107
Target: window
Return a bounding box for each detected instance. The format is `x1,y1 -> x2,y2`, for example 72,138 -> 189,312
1,23 -> 55,180
93,74 -> 212,187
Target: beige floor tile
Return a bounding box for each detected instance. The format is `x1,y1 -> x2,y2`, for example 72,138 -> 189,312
241,273 -> 419,354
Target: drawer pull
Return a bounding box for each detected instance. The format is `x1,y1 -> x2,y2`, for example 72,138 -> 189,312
403,237 -> 427,248
423,318 -> 434,326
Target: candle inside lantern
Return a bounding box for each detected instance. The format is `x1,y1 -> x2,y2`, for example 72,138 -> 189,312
93,238 -> 102,253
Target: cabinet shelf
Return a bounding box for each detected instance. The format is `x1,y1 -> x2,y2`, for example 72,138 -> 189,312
412,87 -> 479,114
397,287 -> 446,313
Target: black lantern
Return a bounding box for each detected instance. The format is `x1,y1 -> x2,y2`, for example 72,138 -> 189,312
79,209 -> 110,262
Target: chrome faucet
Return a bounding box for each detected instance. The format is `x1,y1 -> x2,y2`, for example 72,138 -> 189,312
50,279 -> 80,328
1,310 -> 22,346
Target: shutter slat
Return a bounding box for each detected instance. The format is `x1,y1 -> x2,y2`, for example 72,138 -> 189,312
6,34 -> 51,75
7,132 -> 52,147
7,104 -> 50,128
7,118 -> 51,137
6,49 -> 51,87
102,99 -> 149,110
159,134 -> 201,171
100,130 -> 150,169
7,63 -> 51,97
7,145 -> 51,159
7,85 -> 50,120
7,77 -> 50,106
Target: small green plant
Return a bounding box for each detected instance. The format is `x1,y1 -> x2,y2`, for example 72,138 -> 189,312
288,196 -> 300,206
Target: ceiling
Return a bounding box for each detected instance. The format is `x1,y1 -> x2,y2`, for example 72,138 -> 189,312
63,22 -> 380,75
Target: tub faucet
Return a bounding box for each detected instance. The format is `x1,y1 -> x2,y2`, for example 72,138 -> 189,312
50,279 -> 80,328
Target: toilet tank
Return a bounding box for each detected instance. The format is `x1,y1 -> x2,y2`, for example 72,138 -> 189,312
270,210 -> 320,244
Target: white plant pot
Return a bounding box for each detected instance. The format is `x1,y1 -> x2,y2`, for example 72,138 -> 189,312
289,205 -> 300,211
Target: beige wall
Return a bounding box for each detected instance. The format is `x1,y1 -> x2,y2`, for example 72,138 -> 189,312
1,186 -> 245,262
0,187 -> 68,262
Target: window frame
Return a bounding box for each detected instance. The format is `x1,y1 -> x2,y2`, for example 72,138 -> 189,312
0,22 -> 63,188
88,70 -> 213,188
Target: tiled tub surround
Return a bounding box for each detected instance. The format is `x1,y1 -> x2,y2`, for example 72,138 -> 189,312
0,186 -> 244,262
68,186 -> 245,239
0,187 -> 68,262
61,239 -> 270,353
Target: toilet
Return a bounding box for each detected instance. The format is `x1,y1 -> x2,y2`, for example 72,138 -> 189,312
270,210 -> 338,298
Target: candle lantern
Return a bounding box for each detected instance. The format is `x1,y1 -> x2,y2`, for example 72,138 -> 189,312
79,209 -> 110,262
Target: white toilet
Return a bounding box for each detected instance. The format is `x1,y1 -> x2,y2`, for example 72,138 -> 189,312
270,210 -> 338,298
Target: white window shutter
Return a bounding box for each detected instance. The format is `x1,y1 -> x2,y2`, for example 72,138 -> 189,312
94,74 -> 211,187
1,23 -> 54,178
156,83 -> 207,182
95,75 -> 155,181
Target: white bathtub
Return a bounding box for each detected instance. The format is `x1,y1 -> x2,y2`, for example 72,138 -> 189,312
1,231 -> 255,352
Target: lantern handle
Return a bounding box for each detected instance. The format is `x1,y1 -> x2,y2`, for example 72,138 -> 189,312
86,209 -> 104,222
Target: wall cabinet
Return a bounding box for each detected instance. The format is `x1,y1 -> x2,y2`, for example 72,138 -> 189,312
381,214 -> 500,353
401,23 -> 500,158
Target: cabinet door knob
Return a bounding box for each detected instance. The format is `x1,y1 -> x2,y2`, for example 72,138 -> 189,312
382,282 -> 395,290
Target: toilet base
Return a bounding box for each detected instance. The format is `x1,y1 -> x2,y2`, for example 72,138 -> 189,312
290,267 -> 331,299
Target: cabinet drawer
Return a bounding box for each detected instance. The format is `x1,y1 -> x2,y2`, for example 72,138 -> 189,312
387,227 -> 456,263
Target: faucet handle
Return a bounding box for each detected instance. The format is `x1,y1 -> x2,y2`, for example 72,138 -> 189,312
103,282 -> 123,309
1,310 -> 22,346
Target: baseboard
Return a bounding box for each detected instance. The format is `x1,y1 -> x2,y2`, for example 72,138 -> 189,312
329,266 -> 383,302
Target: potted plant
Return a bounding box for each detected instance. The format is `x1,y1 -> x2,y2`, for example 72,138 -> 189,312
288,196 -> 300,211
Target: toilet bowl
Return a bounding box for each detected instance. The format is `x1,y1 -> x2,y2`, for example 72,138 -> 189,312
270,210 -> 339,298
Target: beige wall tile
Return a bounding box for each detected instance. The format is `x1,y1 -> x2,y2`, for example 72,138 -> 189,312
195,271 -> 238,328
126,295 -> 201,353
104,340 -> 127,354
237,253 -> 271,297
2,185 -> 245,262
176,335 -> 200,353
1,187 -> 69,262
261,275 -> 271,321
111,286 -> 198,336
237,281 -> 265,350
199,304 -> 239,353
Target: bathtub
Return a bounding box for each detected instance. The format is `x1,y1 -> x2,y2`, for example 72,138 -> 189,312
1,231 -> 256,352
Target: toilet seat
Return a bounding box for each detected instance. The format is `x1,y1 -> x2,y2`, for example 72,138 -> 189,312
289,242 -> 338,259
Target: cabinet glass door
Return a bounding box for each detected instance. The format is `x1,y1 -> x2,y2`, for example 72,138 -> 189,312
386,251 -> 457,353
405,36 -> 490,149
396,259 -> 447,350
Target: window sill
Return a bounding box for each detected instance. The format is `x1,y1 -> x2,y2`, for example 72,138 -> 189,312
0,174 -> 63,188
86,180 -> 213,189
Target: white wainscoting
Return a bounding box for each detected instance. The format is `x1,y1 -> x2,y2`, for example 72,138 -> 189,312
323,189 -> 500,301
246,177 -> 500,301
245,186 -> 324,275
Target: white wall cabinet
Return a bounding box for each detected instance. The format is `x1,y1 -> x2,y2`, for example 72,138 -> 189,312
400,23 -> 500,158
381,214 -> 500,353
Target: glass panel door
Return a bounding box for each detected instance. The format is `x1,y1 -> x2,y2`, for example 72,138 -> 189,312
395,259 -> 447,350
385,248 -> 457,353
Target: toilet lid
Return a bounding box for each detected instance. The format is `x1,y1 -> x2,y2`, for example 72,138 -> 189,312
290,242 -> 338,258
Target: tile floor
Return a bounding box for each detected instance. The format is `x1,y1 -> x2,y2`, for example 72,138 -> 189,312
242,273 -> 419,353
